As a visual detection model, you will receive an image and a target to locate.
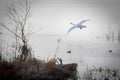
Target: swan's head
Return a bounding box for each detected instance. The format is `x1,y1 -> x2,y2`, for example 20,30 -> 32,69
70,22 -> 75,25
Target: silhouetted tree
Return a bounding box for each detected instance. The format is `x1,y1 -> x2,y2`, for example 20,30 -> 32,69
1,0 -> 32,61
112,32 -> 114,43
118,30 -> 120,43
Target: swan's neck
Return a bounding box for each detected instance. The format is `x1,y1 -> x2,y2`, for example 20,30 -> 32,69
70,23 -> 75,26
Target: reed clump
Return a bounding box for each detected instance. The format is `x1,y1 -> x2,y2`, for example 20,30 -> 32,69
79,67 -> 120,80
0,52 -> 78,80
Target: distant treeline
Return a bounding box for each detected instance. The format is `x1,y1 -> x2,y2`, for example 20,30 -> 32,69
92,28 -> 120,43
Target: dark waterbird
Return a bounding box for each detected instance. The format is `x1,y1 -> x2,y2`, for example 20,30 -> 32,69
67,50 -> 71,54
0,32 -> 2,34
108,50 -> 112,53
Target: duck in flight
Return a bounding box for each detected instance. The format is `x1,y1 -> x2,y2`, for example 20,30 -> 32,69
67,20 -> 90,34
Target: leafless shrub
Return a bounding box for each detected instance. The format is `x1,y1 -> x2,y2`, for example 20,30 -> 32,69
1,0 -> 32,61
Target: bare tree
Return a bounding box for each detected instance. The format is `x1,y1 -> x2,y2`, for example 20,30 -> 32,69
1,0 -> 32,61
118,30 -> 120,43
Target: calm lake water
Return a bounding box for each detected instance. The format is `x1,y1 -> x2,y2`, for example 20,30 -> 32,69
30,34 -> 120,73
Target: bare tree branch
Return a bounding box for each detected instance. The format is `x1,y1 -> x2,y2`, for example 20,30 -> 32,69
1,23 -> 21,39
1,0 -> 32,61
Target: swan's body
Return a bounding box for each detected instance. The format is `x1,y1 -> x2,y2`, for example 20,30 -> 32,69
67,20 -> 89,34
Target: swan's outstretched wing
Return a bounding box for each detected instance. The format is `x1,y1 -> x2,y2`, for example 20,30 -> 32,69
79,20 -> 90,25
67,26 -> 77,34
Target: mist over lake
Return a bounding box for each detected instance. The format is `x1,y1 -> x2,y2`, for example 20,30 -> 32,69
1,0 -> 120,80
29,33 -> 120,73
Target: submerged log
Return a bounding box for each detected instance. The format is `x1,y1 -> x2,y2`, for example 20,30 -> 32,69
28,63 -> 78,80
60,63 -> 78,79
0,57 -> 78,80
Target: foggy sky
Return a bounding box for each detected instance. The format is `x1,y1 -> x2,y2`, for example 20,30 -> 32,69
0,0 -> 120,67
0,0 -> 120,35
32,0 -> 120,24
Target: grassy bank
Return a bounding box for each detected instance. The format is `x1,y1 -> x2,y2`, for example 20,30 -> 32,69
0,52 -> 78,80
79,67 -> 120,80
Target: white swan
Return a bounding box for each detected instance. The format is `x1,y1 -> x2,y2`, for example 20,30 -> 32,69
67,20 -> 90,34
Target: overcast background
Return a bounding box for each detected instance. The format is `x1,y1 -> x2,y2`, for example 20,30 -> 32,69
0,0 -> 120,72
0,0 -> 120,34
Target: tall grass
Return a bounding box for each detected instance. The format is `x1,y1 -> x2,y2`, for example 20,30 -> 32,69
0,51 -> 78,80
79,67 -> 120,80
